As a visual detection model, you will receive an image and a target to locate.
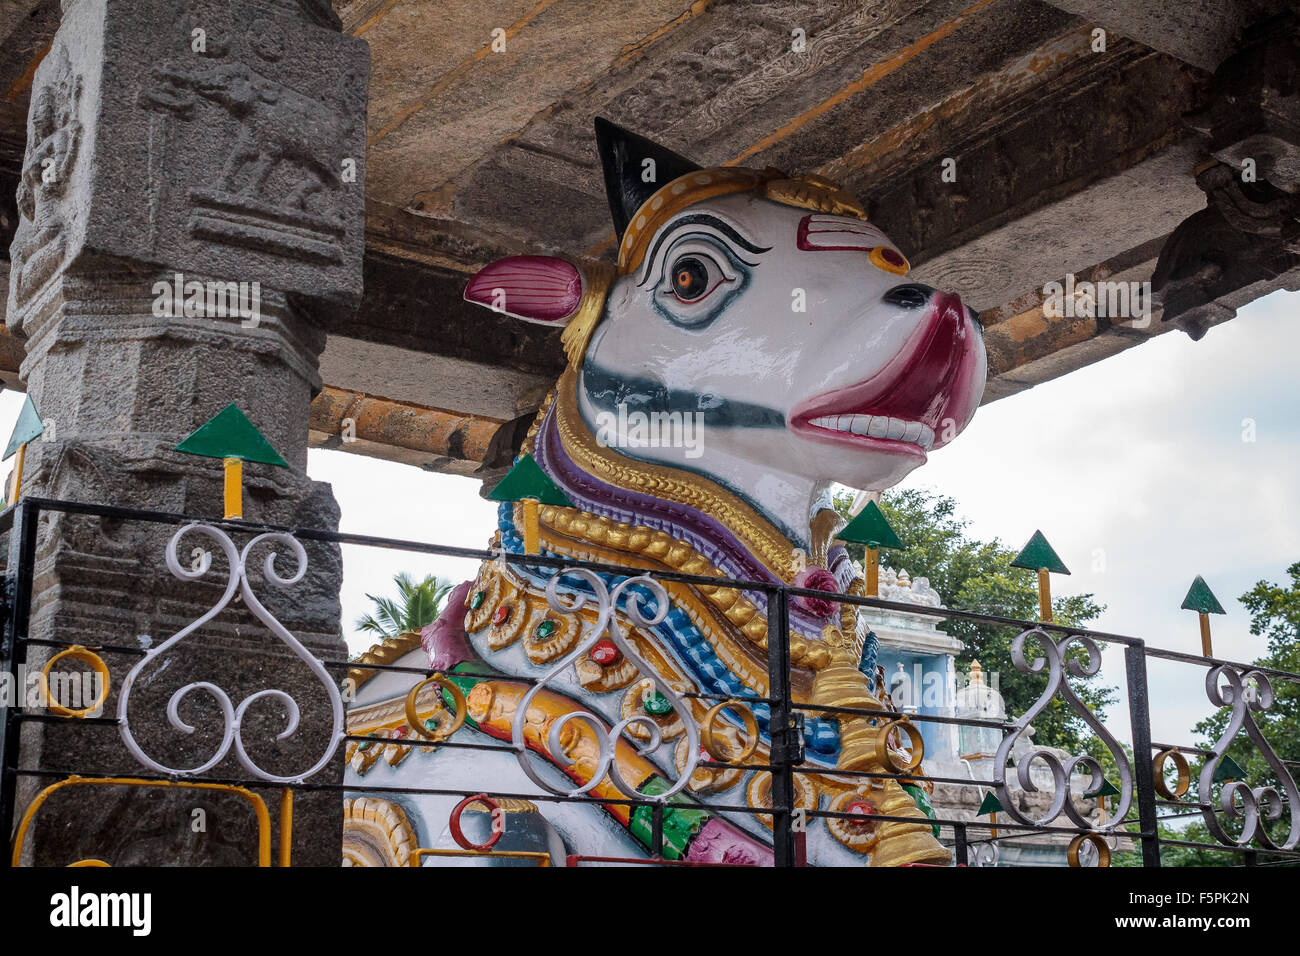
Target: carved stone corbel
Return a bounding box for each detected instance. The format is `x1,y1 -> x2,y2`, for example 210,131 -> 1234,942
1152,14 -> 1300,340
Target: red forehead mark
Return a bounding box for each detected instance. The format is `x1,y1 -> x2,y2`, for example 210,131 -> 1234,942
797,215 -> 910,274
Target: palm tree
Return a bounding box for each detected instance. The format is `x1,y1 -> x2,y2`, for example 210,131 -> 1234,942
355,572 -> 456,640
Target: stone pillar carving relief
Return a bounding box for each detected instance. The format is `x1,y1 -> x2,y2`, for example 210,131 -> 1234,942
5,0 -> 368,866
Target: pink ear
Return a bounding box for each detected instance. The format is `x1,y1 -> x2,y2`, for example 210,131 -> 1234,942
464,256 -> 583,325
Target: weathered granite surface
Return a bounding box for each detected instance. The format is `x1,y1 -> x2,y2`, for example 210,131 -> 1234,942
6,0 -> 368,866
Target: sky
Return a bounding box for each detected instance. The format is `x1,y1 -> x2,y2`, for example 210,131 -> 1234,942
1,288 -> 1295,748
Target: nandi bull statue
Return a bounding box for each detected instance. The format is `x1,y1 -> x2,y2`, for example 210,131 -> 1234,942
344,120 -> 986,867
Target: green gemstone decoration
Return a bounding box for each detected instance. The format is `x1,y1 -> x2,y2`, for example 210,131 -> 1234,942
469,590 -> 485,611
535,619 -> 556,640
643,691 -> 672,716
357,733 -> 380,752
628,776 -> 710,860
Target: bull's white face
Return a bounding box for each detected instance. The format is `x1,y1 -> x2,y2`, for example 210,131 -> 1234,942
577,192 -> 986,541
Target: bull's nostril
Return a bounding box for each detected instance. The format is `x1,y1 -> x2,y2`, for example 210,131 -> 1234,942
883,283 -> 934,309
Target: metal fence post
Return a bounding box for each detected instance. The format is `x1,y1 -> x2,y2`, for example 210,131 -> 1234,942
1124,642 -> 1161,867
0,500 -> 39,860
954,822 -> 969,866
767,586 -> 796,867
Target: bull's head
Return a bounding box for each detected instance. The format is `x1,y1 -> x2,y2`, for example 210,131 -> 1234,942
465,120 -> 986,540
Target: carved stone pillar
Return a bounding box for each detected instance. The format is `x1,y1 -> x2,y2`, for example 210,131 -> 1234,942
5,0 -> 367,865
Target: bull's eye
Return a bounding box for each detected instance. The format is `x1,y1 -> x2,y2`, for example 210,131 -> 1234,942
670,256 -> 711,301
651,236 -> 746,328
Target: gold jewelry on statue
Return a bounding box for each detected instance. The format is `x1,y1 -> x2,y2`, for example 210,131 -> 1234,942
810,645 -> 951,865
747,770 -> 818,828
826,788 -> 883,853
764,174 -> 867,219
618,167 -> 773,274
675,735 -> 743,793
561,261 -> 616,369
553,368 -> 801,579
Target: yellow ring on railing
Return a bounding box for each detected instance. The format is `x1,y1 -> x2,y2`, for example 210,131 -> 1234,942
1067,832 -> 1112,867
875,718 -> 924,773
405,674 -> 467,741
39,645 -> 110,718
700,701 -> 760,764
1152,748 -> 1191,801
67,859 -> 111,867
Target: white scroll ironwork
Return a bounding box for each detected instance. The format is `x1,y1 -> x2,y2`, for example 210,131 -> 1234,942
117,524 -> 344,783
1199,665 -> 1298,850
511,569 -> 701,802
994,628 -> 1134,829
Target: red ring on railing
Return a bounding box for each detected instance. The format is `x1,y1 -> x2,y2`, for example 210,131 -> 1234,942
448,793 -> 504,852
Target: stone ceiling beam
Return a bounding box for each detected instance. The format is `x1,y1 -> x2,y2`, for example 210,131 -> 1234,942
1041,0 -> 1287,72
308,384 -> 519,478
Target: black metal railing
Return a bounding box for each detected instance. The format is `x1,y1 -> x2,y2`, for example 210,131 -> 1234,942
1,497 -> 1297,867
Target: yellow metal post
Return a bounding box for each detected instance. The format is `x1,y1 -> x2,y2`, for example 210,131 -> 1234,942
866,546 -> 879,597
522,497 -> 540,555
11,441 -> 26,502
279,788 -> 293,867
1037,567 -> 1052,623
223,457 -> 242,519
1199,612 -> 1213,657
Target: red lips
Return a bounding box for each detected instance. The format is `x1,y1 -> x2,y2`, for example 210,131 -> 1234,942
790,292 -> 981,450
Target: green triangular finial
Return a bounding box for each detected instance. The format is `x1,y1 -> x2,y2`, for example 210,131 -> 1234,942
838,500 -> 902,549
3,395 -> 45,460
487,454 -> 573,507
1010,530 -> 1070,575
174,404 -> 289,467
1085,778 -> 1122,799
977,791 -> 1003,815
1181,576 -> 1226,615
1213,754 -> 1246,784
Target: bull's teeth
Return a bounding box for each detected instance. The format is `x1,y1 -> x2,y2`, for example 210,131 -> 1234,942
808,413 -> 934,451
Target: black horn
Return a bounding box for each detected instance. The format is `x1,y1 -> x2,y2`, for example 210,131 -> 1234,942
594,117 -> 700,240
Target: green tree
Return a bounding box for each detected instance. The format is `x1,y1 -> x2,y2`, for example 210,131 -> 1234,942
834,488 -> 1112,756
355,572 -> 455,640
1188,562 -> 1300,854
1115,562 -> 1300,866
